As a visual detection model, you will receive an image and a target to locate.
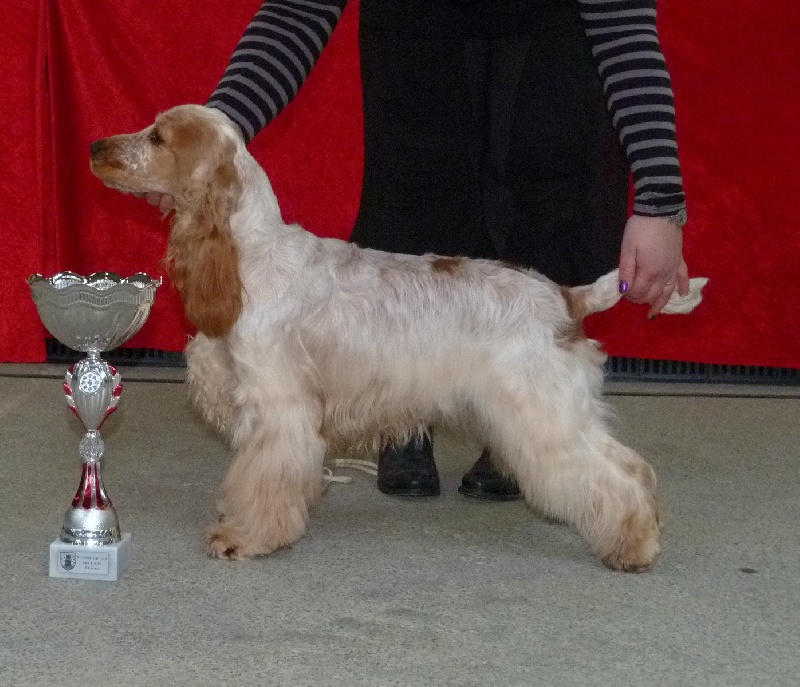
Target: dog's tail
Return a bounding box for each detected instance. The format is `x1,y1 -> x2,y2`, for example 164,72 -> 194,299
566,269 -> 709,318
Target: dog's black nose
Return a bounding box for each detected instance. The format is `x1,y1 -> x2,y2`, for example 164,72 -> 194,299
90,139 -> 106,157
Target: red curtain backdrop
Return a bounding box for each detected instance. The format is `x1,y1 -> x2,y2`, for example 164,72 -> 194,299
2,0 -> 798,367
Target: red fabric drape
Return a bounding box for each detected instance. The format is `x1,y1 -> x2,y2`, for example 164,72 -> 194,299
585,1 -> 800,367
1,1 -> 798,367
1,1 -> 48,362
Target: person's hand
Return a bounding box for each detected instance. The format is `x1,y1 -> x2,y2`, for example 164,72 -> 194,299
618,214 -> 690,319
131,191 -> 176,213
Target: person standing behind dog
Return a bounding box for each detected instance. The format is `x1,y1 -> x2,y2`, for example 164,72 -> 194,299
142,0 -> 690,500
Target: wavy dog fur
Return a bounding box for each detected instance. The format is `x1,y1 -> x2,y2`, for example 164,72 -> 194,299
91,104 -> 707,572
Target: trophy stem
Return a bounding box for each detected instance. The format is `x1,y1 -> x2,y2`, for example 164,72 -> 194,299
71,437 -> 113,509
59,356 -> 124,546
60,430 -> 121,546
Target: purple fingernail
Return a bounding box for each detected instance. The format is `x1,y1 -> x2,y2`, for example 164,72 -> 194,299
618,280 -> 629,294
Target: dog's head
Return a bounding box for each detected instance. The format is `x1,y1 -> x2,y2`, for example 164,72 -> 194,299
90,104 -> 241,207
90,105 -> 244,337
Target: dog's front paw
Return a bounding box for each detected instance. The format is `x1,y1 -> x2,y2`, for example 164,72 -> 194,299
206,523 -> 270,560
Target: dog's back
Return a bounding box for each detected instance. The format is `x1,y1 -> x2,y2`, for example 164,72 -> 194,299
247,238 -> 602,445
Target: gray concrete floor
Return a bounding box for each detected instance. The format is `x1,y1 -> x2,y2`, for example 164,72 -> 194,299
0,366 -> 798,686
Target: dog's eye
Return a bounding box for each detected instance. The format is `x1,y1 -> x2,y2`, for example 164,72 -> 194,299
149,129 -> 164,146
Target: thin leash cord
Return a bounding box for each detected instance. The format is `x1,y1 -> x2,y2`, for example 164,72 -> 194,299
323,458 -> 378,489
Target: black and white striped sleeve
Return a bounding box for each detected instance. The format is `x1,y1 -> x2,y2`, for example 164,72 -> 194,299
578,0 -> 687,218
207,0 -> 348,143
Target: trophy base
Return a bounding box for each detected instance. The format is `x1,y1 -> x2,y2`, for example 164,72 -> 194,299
49,533 -> 131,581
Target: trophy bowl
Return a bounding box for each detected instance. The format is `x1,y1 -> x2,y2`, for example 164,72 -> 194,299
27,271 -> 159,354
28,272 -> 160,580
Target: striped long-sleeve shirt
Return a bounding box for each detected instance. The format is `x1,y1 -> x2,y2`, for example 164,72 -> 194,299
208,0 -> 685,217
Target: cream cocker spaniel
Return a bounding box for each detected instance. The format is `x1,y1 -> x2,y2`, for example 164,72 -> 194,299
91,105 -> 707,572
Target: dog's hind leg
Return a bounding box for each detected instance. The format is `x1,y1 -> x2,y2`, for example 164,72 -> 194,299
484,400 -> 661,572
206,352 -> 326,560
588,437 -> 662,572
185,334 -> 238,437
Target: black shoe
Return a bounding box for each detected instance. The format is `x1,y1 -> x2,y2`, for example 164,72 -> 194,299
377,434 -> 440,497
458,449 -> 522,501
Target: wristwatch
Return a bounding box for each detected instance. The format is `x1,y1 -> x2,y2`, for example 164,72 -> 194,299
666,207 -> 688,228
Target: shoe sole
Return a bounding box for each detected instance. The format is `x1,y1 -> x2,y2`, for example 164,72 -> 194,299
457,485 -> 523,502
377,484 -> 440,497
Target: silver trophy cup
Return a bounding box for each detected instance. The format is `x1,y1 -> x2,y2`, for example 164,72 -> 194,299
28,272 -> 159,580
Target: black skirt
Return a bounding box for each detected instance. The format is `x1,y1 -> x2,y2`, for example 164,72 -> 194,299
350,1 -> 629,286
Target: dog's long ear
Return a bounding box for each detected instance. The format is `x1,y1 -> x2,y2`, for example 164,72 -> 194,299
166,156 -> 243,337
